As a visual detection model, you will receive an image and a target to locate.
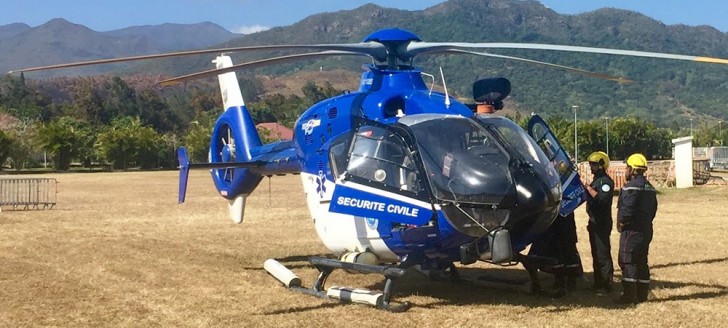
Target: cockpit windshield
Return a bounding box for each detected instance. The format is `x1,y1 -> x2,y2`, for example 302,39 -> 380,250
475,115 -> 561,191
399,115 -> 513,204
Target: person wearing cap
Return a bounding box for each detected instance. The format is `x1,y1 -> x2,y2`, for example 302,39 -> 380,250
585,151 -> 615,294
616,153 -> 658,304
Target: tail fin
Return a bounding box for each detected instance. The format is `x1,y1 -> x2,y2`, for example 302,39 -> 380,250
209,55 -> 264,223
213,56 -> 246,110
177,147 -> 191,204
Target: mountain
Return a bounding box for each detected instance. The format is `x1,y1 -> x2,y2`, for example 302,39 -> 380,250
3,0 -> 727,126
184,0 -> 727,126
103,22 -> 238,51
0,23 -> 30,40
0,18 -> 238,76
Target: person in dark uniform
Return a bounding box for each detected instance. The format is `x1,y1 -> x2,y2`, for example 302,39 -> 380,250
585,151 -> 615,293
617,153 -> 658,304
525,211 -> 584,297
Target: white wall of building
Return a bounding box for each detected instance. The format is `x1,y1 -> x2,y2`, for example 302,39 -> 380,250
672,136 -> 693,188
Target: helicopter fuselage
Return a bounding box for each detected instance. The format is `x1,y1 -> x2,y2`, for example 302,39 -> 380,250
293,66 -> 562,265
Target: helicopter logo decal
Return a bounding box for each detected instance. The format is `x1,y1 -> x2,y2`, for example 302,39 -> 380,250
302,118 -> 320,135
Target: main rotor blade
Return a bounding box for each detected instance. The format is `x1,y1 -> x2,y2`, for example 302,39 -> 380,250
406,42 -> 728,65
434,49 -> 633,83
160,50 -> 371,86
8,43 -> 385,74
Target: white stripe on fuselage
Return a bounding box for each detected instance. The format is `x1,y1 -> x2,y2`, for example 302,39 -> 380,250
300,172 -> 407,262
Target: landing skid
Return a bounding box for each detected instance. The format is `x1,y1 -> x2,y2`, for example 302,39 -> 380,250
264,257 -> 411,312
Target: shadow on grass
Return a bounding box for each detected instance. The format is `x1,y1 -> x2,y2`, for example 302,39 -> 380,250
245,256 -> 728,313
239,254 -> 332,271
261,301 -> 343,315
382,266 -> 728,311
651,257 -> 728,270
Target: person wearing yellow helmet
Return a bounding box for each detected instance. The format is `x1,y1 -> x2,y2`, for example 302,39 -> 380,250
585,151 -> 615,294
625,153 -> 648,172
616,153 -> 658,304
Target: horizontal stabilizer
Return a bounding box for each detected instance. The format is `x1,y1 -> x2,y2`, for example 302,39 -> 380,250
185,161 -> 265,170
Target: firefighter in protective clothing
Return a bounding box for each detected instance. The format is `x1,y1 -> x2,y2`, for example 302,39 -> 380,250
617,153 -> 658,304
585,151 -> 615,293
525,211 -> 583,297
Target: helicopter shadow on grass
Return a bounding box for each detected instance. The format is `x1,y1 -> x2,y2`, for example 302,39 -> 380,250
238,254 -> 333,271
259,256 -> 728,313
377,266 -> 631,310
357,257 -> 728,311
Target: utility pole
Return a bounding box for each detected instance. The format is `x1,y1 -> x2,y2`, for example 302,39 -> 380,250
605,117 -> 610,157
572,105 -> 579,162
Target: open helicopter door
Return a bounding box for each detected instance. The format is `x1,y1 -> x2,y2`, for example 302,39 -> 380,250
527,115 -> 586,216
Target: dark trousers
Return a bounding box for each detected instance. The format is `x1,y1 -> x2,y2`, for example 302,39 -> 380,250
526,214 -> 583,294
618,229 -> 652,302
588,221 -> 614,289
618,230 -> 652,282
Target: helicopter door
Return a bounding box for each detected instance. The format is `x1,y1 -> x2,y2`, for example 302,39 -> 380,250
328,125 -> 433,226
527,115 -> 587,216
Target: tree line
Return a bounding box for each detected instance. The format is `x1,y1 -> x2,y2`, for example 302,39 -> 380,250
0,74 -> 341,170
0,74 -> 723,171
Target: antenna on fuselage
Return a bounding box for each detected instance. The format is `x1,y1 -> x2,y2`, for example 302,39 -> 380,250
439,67 -> 450,108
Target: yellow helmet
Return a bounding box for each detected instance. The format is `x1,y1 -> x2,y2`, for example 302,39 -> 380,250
587,151 -> 610,169
626,153 -> 648,170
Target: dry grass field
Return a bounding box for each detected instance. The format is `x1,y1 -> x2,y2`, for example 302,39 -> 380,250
2,170 -> 727,327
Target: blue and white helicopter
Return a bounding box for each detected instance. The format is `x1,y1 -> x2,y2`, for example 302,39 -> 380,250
12,28 -> 728,311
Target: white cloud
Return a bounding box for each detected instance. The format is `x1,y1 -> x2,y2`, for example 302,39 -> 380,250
232,24 -> 270,34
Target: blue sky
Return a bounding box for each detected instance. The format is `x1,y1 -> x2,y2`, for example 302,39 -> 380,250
0,0 -> 725,34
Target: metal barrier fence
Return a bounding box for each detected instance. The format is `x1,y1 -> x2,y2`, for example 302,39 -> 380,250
712,147 -> 728,170
0,178 -> 58,211
694,147 -> 728,170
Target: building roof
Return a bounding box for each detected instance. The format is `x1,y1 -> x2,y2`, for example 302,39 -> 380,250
256,122 -> 294,141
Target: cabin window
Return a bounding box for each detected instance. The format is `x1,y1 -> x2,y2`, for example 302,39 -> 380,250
344,126 -> 422,194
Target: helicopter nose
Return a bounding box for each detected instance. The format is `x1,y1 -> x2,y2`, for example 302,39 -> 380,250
508,168 -> 561,247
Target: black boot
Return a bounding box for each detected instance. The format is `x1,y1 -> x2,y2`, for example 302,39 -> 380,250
604,279 -> 613,293
553,273 -> 566,289
636,282 -> 650,303
566,275 -> 578,291
615,281 -> 638,304
529,280 -> 543,295
527,268 -> 543,295
550,273 -> 567,298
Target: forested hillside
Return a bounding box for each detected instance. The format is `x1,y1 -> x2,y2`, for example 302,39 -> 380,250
1,0 -> 727,170
149,0 -> 728,127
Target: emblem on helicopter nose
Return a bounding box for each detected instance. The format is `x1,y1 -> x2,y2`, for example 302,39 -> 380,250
302,119 -> 321,135
316,170 -> 327,197
366,217 -> 378,230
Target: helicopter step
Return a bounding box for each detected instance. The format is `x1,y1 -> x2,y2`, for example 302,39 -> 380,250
263,257 -> 411,312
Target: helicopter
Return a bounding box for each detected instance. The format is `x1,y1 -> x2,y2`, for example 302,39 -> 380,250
10,27 -> 728,312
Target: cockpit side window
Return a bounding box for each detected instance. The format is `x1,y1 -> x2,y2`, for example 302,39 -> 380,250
344,125 -> 423,195
329,133 -> 352,181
